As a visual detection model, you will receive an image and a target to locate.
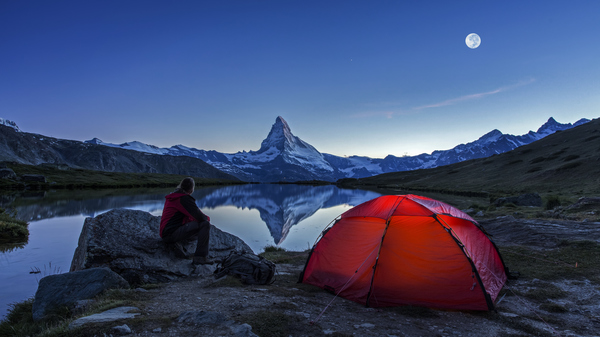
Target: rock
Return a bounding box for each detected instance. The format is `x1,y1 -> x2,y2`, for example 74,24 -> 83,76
177,310 -> 230,325
112,324 -> 132,335
20,174 -> 46,183
493,193 -> 542,207
0,168 -> 17,180
565,197 -> 600,213
72,299 -> 95,316
32,267 -> 128,321
69,306 -> 141,329
475,211 -> 485,217
70,209 -> 253,284
230,323 -> 259,337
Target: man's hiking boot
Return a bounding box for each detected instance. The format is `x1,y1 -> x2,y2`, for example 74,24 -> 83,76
171,242 -> 191,259
192,256 -> 215,265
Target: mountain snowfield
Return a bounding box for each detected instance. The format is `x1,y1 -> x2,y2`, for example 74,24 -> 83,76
82,116 -> 590,182
0,118 -> 20,132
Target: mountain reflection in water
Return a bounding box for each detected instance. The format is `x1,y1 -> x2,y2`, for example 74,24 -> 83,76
194,184 -> 382,244
1,185 -> 382,247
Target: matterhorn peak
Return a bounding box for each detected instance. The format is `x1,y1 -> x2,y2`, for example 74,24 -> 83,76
258,116 -> 296,152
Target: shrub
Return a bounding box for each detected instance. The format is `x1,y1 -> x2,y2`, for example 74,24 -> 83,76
0,209 -> 29,243
545,195 -> 561,210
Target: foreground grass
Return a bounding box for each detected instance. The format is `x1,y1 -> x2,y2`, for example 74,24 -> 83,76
0,287 -> 155,337
2,242 -> 599,336
500,240 -> 600,282
0,162 -> 243,190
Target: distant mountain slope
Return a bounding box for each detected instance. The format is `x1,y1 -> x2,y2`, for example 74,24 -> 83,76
0,125 -> 239,181
352,118 -> 600,196
83,116 -> 590,182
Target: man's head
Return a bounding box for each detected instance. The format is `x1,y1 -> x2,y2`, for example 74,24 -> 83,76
177,177 -> 195,194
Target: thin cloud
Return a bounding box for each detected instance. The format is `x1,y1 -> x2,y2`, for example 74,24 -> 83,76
351,110 -> 414,119
414,78 -> 536,110
352,78 -> 535,119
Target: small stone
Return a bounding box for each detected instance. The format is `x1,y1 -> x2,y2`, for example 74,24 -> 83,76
354,323 -> 375,329
295,311 -> 310,318
152,327 -> 162,333
112,324 -> 132,335
230,323 -> 259,337
177,311 -> 227,325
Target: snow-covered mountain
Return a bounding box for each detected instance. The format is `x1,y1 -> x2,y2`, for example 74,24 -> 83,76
0,118 -> 20,132
85,116 -> 590,182
86,116 -> 338,182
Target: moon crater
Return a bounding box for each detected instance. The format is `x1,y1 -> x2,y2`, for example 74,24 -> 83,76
465,33 -> 481,49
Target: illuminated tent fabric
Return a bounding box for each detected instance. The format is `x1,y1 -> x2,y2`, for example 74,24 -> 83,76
300,194 -> 507,311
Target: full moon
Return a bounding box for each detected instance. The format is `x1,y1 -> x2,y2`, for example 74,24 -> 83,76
465,33 -> 481,49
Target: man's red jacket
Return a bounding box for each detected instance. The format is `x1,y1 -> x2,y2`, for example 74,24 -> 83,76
160,191 -> 209,238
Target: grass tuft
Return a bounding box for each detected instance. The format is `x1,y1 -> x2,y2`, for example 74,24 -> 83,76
0,208 -> 29,243
544,195 -> 562,210
500,240 -> 600,281
260,248 -> 309,265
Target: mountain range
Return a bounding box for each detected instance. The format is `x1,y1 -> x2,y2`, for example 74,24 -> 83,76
84,116 -> 589,182
0,124 -> 238,181
353,116 -> 600,196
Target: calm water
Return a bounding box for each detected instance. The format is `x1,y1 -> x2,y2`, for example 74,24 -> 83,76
0,184 -> 382,317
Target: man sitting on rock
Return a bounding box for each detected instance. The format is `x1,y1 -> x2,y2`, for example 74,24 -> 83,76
160,177 -> 213,265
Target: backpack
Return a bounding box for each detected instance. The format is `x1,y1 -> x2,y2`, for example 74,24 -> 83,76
214,251 -> 276,285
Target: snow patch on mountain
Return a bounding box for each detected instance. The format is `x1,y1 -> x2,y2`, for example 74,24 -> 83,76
0,118 -> 20,132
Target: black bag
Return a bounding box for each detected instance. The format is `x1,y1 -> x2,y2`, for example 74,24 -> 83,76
214,251 -> 276,285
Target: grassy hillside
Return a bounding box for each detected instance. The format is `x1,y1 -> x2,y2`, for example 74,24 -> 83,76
0,162 -> 244,190
348,118 -> 600,198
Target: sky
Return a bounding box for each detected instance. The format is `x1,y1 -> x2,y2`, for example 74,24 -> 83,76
1,1 -> 599,158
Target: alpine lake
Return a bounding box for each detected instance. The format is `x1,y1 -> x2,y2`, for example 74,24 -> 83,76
0,184 -> 487,318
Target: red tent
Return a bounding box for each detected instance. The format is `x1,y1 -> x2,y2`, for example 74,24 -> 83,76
300,194 -> 507,311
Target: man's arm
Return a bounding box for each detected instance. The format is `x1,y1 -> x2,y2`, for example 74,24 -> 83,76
180,195 -> 209,223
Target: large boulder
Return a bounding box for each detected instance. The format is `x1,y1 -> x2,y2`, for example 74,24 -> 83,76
32,267 -> 128,321
70,209 -> 253,284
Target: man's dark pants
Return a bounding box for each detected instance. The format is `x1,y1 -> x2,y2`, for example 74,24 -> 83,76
162,221 -> 210,257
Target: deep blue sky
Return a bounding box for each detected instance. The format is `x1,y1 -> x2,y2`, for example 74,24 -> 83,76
1,1 -> 598,157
